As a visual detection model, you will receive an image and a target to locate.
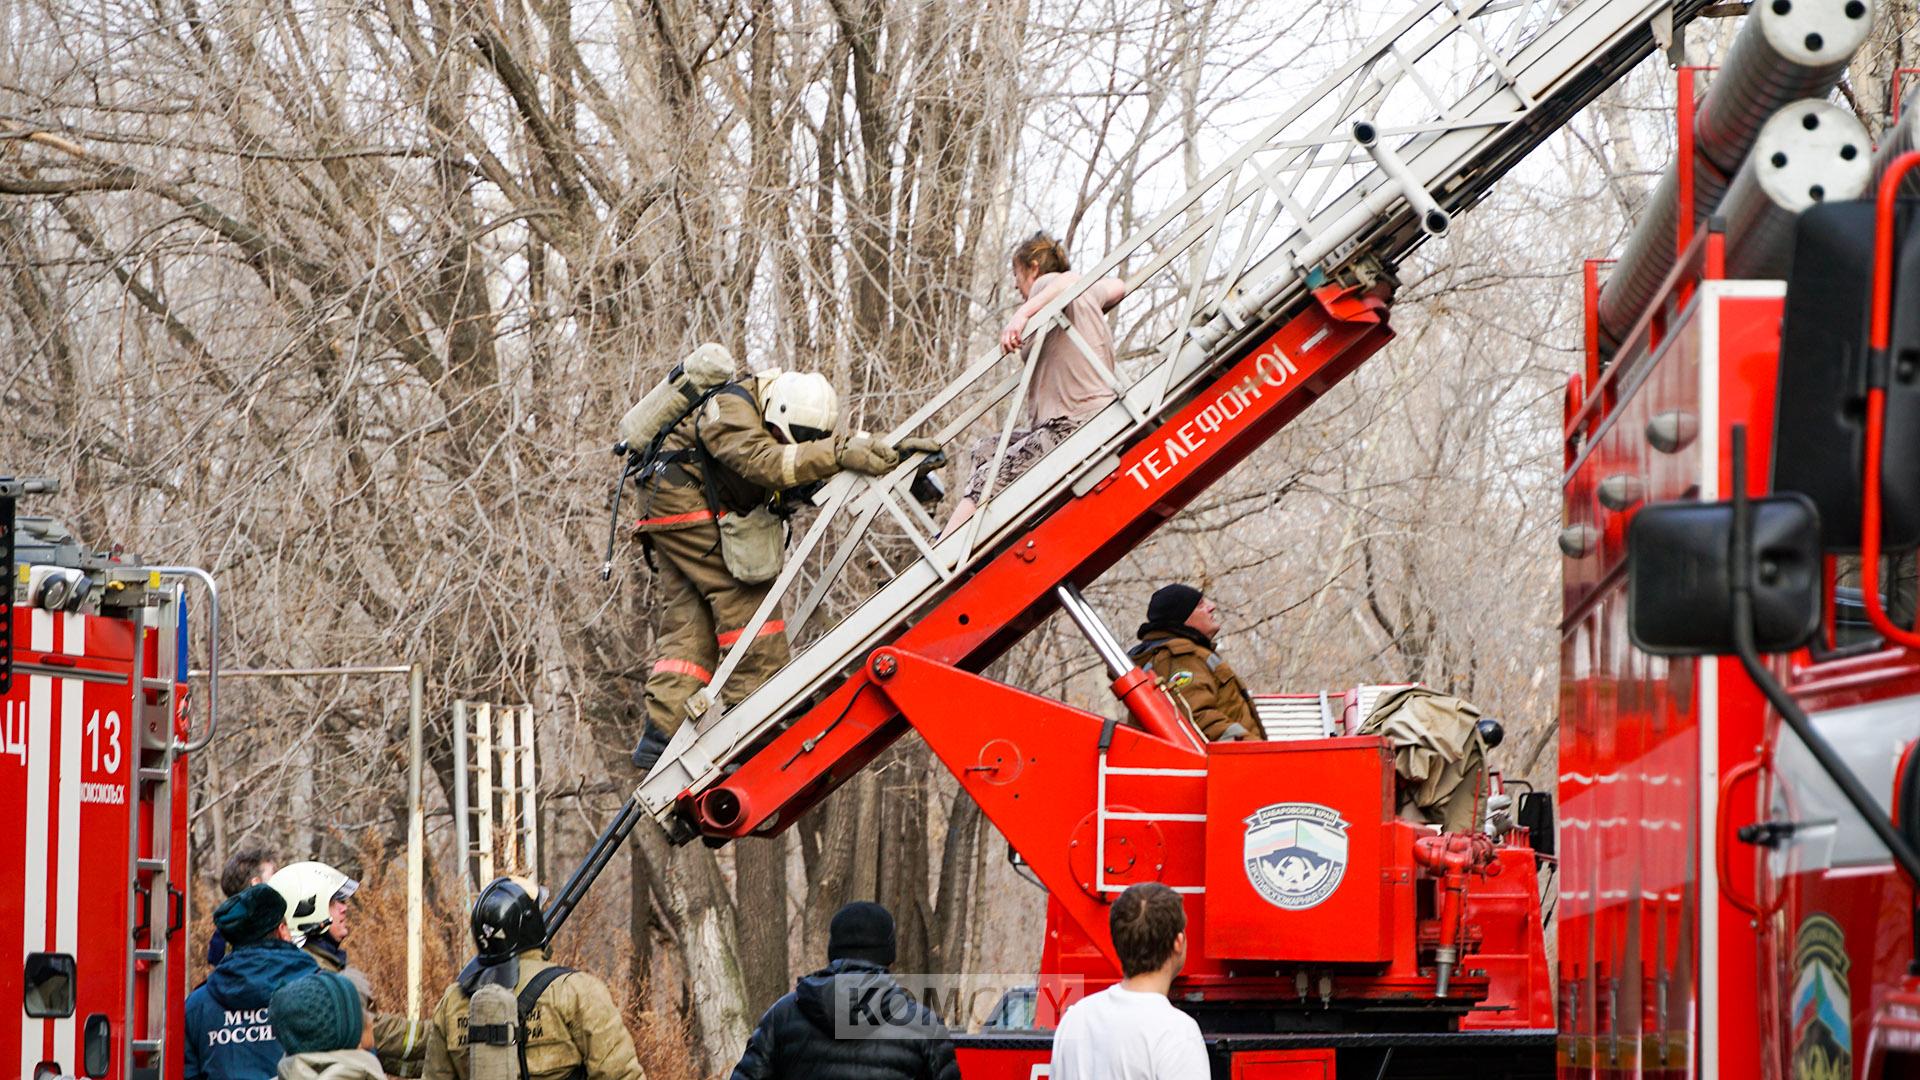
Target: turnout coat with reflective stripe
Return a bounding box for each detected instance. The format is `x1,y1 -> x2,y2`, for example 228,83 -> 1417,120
633,380 -> 839,533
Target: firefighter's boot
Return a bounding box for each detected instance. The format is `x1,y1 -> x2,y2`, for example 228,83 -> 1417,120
631,725 -> 670,773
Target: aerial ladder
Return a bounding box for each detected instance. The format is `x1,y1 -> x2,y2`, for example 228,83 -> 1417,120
546,0 -> 1722,1064
550,0 -> 1713,835
615,0 -> 1714,836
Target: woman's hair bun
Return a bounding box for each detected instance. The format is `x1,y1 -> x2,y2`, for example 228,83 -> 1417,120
1012,231 -> 1071,276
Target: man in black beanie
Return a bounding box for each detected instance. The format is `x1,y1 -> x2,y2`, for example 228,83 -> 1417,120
730,901 -> 959,1080
184,884 -> 319,1080
1129,583 -> 1265,742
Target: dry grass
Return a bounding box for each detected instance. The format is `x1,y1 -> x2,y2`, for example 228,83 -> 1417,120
339,832 -> 467,1017
186,875 -> 220,989
539,853 -> 706,1080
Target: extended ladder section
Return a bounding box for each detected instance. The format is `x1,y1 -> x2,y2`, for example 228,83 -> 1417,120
638,0 -> 1710,837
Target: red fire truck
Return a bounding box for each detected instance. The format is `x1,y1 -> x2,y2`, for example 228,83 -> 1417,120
2,485 -> 213,1080
9,0 -> 1920,1076
1554,111 -> 1920,1080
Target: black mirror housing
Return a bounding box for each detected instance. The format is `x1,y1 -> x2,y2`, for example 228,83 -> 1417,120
1627,495 -> 1823,656
1773,198 -> 1920,552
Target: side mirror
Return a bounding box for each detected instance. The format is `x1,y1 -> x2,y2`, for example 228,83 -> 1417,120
1773,199 -> 1920,552
1627,495 -> 1823,656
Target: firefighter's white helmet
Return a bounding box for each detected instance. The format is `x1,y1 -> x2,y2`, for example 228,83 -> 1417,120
761,371 -> 838,444
269,861 -> 359,946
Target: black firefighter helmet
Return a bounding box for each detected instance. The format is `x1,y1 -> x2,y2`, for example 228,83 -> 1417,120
459,876 -> 547,992
473,876 -> 546,959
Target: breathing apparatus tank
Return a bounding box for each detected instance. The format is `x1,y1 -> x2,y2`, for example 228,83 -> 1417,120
617,343 -> 737,449
466,982 -> 519,1080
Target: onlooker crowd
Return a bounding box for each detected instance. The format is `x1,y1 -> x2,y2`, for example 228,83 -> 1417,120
192,869 -> 1218,1080
196,850 -> 1223,1079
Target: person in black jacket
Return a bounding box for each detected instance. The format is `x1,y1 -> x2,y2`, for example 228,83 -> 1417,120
730,901 -> 960,1080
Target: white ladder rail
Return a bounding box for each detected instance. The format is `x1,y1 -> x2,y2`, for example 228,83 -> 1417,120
639,0 -> 1703,815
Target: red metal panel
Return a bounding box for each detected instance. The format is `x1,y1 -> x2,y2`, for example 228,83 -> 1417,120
1767,670 -> 1920,1075
1558,286 -> 1786,1079
166,746 -> 190,1080
1229,1049 -> 1335,1079
4,606 -> 152,1080
953,1044 -> 1050,1080
1460,845 -> 1554,1031
78,648 -> 140,1080
1704,293 -> 1786,1079
1203,739 -> 1395,963
871,647 -> 1206,973
2,608 -> 37,1078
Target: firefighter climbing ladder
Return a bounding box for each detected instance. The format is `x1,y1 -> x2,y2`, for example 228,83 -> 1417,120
635,0 -> 1714,828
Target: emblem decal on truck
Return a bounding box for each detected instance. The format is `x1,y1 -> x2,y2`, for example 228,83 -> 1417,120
1791,913 -> 1851,1080
1243,802 -> 1348,910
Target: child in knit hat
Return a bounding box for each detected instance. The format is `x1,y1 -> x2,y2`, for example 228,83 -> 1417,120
269,971 -> 386,1079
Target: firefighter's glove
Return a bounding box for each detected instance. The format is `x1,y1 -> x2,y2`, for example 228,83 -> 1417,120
837,433 -> 900,476
894,437 -> 944,458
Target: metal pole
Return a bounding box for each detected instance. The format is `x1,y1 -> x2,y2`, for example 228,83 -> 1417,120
155,566 -> 220,753
189,665 -> 412,678
520,705 -> 540,883
454,701 -> 472,908
1054,585 -> 1133,679
405,663 -> 424,1025
476,704 -> 495,886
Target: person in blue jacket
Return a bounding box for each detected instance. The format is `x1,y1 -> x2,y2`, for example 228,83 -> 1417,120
185,883 -> 320,1080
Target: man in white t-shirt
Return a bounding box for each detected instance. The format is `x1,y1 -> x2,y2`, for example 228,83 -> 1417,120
1049,882 -> 1211,1080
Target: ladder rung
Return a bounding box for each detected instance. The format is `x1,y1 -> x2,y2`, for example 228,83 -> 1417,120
138,767 -> 170,783
140,677 -> 174,691
136,858 -> 166,872
133,1038 -> 162,1054
134,949 -> 164,963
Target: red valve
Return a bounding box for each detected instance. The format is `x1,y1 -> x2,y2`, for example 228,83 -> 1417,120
1414,832 -> 1498,998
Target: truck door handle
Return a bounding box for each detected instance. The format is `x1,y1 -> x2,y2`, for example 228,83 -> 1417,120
1716,757 -> 1768,918
1738,817 -> 1836,849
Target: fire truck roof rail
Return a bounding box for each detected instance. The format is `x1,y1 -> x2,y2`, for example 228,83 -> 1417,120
152,566 -> 220,753
635,0 -> 1713,822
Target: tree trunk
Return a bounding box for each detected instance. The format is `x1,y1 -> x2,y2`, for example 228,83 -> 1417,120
631,820 -> 751,1073
734,834 -> 792,1014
